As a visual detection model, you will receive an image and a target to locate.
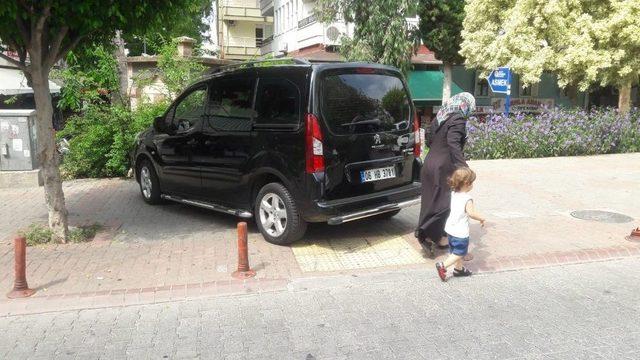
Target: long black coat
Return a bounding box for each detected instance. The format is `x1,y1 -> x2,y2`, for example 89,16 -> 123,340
416,114 -> 468,243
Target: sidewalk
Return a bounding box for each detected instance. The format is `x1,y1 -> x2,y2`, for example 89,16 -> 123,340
1,153 -> 639,315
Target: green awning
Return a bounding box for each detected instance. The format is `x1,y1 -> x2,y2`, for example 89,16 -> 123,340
408,70 -> 464,103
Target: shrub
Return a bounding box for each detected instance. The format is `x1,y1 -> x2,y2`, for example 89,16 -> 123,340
68,223 -> 103,243
58,101 -> 168,178
465,108 -> 640,160
19,223 -> 103,245
19,224 -> 54,246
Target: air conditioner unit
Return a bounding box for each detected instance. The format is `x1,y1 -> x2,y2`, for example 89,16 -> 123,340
326,26 -> 340,42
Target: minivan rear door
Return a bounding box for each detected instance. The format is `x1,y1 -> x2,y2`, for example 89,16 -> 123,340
317,67 -> 416,200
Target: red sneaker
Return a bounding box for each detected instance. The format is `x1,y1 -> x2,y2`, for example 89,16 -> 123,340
436,262 -> 447,282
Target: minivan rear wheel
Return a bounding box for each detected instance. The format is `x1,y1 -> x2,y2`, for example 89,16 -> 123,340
255,183 -> 307,245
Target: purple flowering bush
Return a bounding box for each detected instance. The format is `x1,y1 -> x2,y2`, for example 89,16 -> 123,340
465,108 -> 640,159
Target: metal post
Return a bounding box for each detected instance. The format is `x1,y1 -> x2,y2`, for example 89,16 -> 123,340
505,68 -> 512,116
232,222 -> 256,279
7,236 -> 36,299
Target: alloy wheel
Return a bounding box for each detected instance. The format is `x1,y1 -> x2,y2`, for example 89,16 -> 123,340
140,167 -> 152,199
259,193 -> 287,237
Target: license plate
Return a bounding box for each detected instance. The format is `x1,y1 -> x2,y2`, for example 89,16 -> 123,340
360,166 -> 396,183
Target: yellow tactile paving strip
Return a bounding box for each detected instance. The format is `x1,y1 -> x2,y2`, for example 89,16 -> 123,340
292,234 -> 426,272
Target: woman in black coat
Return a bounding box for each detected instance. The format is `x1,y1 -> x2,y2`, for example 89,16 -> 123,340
416,92 -> 476,257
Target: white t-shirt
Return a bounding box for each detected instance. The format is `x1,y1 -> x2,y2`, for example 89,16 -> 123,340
444,191 -> 473,238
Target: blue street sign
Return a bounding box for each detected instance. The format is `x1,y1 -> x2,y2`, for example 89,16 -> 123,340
487,67 -> 512,114
487,67 -> 511,94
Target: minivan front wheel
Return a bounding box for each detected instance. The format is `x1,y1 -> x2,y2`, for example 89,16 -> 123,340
255,183 -> 307,245
138,159 -> 162,205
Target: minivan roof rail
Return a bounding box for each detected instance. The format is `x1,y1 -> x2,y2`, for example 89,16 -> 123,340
207,57 -> 311,75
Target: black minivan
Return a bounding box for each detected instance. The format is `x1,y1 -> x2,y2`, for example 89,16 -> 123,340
132,60 -> 422,245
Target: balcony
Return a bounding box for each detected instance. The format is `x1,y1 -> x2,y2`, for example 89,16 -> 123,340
220,0 -> 273,22
220,0 -> 259,9
260,35 -> 275,56
298,13 -> 318,29
223,36 -> 264,60
260,0 -> 273,16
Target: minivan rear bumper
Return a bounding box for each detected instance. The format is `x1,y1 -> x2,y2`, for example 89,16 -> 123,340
310,182 -> 421,224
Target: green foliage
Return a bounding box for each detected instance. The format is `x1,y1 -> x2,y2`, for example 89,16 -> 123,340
316,0 -> 417,74
157,39 -> 206,96
418,0 -> 465,65
460,0 -> 640,90
52,45 -> 119,111
2,95 -> 17,105
19,224 -> 54,246
68,223 -> 103,243
134,39 -> 206,98
58,101 -> 168,178
124,0 -> 214,56
19,223 -> 103,245
0,1 -> 194,63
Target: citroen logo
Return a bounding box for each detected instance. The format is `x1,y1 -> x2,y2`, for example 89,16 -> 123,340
373,134 -> 381,145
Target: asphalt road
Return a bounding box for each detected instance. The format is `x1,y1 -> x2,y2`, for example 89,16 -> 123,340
2,257 -> 640,359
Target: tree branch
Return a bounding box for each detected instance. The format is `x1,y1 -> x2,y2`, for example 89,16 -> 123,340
55,34 -> 84,65
45,25 -> 68,68
17,0 -> 33,14
16,15 -> 30,46
0,52 -> 27,71
30,3 -> 51,55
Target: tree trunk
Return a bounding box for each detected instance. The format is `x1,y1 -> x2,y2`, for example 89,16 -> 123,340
30,61 -> 69,242
113,30 -> 130,108
442,62 -> 452,104
565,85 -> 579,106
618,81 -> 632,114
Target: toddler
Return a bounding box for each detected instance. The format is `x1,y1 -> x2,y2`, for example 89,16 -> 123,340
436,167 -> 486,281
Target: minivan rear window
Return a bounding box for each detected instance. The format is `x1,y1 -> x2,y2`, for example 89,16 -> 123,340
320,70 -> 412,135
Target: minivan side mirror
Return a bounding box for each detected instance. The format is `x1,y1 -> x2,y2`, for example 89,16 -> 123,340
153,116 -> 166,133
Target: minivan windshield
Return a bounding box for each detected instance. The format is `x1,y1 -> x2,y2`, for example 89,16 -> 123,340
320,70 -> 411,135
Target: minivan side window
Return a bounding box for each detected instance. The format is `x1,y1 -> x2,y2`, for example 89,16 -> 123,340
207,77 -> 256,131
255,78 -> 300,126
171,87 -> 207,133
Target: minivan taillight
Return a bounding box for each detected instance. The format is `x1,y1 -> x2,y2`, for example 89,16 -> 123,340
305,113 -> 325,173
413,113 -> 421,157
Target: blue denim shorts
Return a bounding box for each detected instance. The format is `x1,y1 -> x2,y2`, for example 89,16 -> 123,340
448,235 -> 469,256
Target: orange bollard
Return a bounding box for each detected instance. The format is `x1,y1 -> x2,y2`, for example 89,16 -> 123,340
7,236 -> 36,299
232,222 -> 256,279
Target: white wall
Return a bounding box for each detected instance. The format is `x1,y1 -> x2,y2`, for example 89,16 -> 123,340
266,0 -> 415,56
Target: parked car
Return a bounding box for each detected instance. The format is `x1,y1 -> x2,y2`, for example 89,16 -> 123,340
131,61 -> 422,245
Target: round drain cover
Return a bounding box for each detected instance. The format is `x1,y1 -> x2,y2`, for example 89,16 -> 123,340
570,210 -> 634,223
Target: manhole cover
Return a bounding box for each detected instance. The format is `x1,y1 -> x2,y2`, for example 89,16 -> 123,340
570,210 -> 634,223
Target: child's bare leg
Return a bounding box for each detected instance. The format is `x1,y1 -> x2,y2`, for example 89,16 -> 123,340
454,258 -> 464,271
443,254 -> 461,268
438,236 -> 448,247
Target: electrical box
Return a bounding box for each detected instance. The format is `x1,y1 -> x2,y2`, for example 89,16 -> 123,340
0,109 -> 39,171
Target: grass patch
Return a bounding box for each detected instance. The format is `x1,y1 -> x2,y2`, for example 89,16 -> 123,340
19,224 -> 54,246
19,223 -> 103,246
69,223 -> 103,243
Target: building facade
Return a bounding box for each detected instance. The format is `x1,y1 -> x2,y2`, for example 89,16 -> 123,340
259,1 -> 419,61
260,0 -> 353,61
217,0 -> 274,60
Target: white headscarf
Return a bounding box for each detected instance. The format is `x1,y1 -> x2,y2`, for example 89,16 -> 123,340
436,92 -> 476,125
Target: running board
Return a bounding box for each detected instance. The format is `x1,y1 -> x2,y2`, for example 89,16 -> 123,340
327,197 -> 420,225
161,194 -> 253,219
